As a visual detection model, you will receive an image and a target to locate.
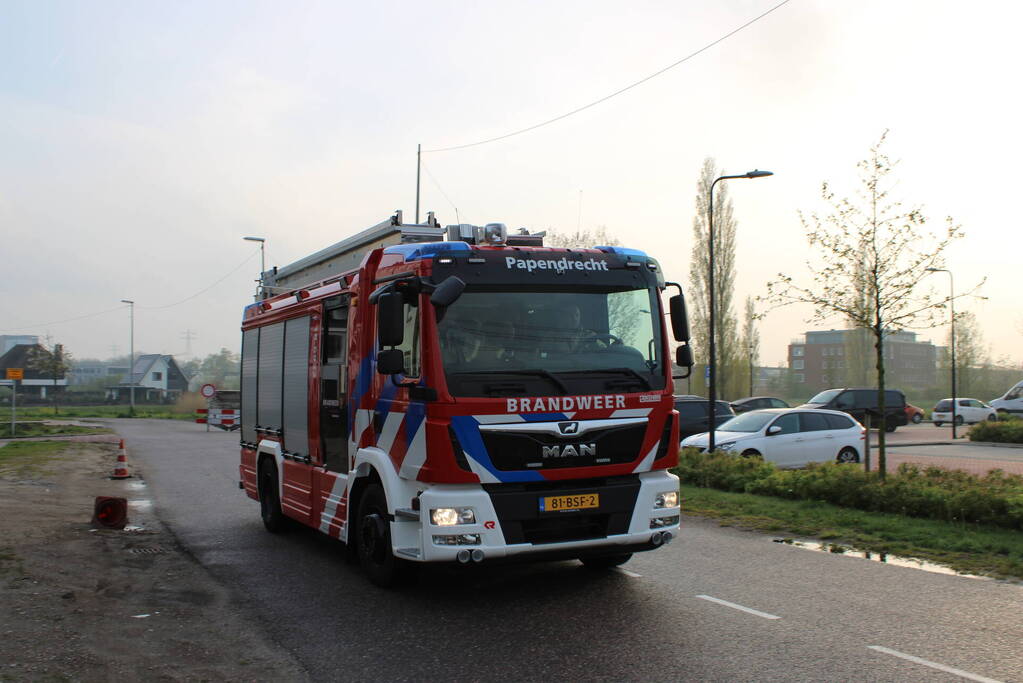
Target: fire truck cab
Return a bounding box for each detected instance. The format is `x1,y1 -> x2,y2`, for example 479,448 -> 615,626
239,212 -> 694,586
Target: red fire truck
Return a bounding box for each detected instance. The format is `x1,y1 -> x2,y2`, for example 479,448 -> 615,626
239,211 -> 694,585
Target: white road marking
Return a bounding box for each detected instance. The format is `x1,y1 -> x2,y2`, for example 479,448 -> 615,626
612,567 -> 642,578
695,595 -> 781,620
867,646 -> 1004,683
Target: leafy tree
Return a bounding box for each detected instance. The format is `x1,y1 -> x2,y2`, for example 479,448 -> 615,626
194,348 -> 241,389
764,132 -> 980,479
27,343 -> 73,414
689,158 -> 741,399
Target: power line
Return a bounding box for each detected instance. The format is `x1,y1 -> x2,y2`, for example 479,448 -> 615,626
138,249 -> 259,310
0,305 -> 126,333
423,0 -> 791,153
420,159 -> 462,224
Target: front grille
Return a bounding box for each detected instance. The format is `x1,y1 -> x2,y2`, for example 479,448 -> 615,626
484,476 -> 640,545
480,423 -> 646,471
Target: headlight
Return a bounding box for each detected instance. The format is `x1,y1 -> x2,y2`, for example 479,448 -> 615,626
654,490 -> 679,509
430,507 -> 476,526
717,441 -> 736,451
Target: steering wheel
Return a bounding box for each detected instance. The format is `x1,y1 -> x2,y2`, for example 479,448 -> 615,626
578,333 -> 624,350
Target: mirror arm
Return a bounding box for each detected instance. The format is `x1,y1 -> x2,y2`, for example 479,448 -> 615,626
664,281 -> 683,297
672,367 -> 692,380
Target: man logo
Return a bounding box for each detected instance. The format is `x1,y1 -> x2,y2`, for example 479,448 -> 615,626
558,421 -> 579,435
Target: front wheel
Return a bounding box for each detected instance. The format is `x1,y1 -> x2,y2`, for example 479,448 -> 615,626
741,449 -> 763,459
934,421 -> 943,427
836,447 -> 860,464
357,483 -> 412,588
987,413 -> 998,421
580,553 -> 633,569
911,413 -> 922,424
259,461 -> 289,533
884,423 -> 896,433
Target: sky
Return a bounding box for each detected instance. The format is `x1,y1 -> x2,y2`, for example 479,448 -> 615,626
1,0 -> 1020,369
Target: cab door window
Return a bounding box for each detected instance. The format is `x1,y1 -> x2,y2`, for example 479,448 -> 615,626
394,296 -> 421,378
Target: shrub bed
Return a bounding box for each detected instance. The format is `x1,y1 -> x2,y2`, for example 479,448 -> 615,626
672,448 -> 1023,531
969,417 -> 1023,444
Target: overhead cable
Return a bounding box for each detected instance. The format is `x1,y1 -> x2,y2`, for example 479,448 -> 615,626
423,0 -> 791,153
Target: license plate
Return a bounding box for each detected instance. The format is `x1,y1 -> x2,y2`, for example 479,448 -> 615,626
539,493 -> 599,512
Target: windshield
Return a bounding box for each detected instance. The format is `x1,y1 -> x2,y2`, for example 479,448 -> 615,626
807,389 -> 842,404
438,287 -> 665,397
716,411 -> 776,433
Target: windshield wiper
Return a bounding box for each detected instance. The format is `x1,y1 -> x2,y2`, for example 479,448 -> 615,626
452,369 -> 569,393
557,367 -> 652,391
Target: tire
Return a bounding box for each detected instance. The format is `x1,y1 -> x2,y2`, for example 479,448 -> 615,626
934,422 -> 943,427
836,447 -> 859,464
884,423 -> 896,433
258,460 -> 289,533
954,415 -> 964,426
356,483 -> 411,588
911,413 -> 922,424
986,413 -> 997,422
740,449 -> 763,459
580,553 -> 633,569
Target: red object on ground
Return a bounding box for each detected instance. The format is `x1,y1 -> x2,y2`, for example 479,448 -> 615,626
92,496 -> 129,529
111,440 -> 131,479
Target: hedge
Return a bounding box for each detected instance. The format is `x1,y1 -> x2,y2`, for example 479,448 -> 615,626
673,448 -> 1023,531
969,416 -> 1023,444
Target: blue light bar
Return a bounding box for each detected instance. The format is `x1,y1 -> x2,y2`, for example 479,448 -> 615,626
595,246 -> 649,260
384,241 -> 472,263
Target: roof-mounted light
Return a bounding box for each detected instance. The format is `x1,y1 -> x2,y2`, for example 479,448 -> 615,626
482,223 -> 508,246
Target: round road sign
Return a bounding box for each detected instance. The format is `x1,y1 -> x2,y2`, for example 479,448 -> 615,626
200,383 -> 217,398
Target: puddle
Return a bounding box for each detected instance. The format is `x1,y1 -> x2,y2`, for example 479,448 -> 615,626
774,539 -> 988,580
123,525 -> 151,533
125,480 -> 148,492
127,499 -> 153,512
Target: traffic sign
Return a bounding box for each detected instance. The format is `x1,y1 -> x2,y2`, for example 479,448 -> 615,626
6,368 -> 23,381
200,383 -> 217,398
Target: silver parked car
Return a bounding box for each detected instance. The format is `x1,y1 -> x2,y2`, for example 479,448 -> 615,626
681,408 -> 865,468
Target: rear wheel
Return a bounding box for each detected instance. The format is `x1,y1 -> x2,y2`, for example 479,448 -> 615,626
911,413 -> 922,424
954,415 -> 964,426
580,553 -> 633,569
934,421 -> 943,427
357,483 -> 412,588
836,447 -> 859,464
259,461 -> 288,533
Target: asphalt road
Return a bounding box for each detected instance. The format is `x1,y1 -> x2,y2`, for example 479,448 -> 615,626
111,419 -> 1022,682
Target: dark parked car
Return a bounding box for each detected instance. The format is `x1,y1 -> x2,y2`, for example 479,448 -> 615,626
799,387 -> 908,432
674,396 -> 736,440
730,396 -> 790,414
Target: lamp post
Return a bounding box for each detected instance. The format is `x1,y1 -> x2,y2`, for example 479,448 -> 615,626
708,169 -> 773,453
120,299 -> 135,416
926,267 -> 957,439
243,236 -> 266,299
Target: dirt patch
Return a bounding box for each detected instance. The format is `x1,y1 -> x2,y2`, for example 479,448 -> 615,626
0,441 -> 307,681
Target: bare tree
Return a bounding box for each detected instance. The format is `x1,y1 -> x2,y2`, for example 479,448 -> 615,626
690,158 -> 741,399
946,311 -> 988,397
763,132 -> 981,479
741,297 -> 759,396
27,343 -> 73,415
545,225 -> 620,248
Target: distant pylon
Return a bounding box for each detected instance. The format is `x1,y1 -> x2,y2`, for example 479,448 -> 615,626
110,439 -> 131,479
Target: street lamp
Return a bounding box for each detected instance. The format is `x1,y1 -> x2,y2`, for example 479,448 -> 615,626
926,267 -> 957,439
120,299 -> 135,416
243,236 -> 266,299
708,169 -> 773,453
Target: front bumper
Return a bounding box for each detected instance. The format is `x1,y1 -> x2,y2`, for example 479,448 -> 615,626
389,470 -> 681,563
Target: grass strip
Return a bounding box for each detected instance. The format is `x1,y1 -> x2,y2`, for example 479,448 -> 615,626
681,484 -> 1023,580
0,441 -> 77,478
12,405 -> 195,420
4,423 -> 112,438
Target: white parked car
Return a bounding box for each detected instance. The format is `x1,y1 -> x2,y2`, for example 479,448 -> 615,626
931,398 -> 997,426
990,380 -> 1023,417
680,408 -> 865,468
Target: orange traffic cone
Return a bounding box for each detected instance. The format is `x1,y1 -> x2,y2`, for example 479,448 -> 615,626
111,439 -> 131,479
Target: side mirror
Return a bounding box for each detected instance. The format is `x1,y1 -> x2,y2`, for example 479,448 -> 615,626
431,276 -> 466,308
669,295 -> 690,342
767,425 -> 782,435
377,348 -> 405,375
676,345 -> 693,368
377,291 -> 405,347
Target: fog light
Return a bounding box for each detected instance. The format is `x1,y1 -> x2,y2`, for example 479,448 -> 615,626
650,515 -> 680,528
430,507 -> 476,526
654,490 -> 679,509
432,534 -> 481,546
